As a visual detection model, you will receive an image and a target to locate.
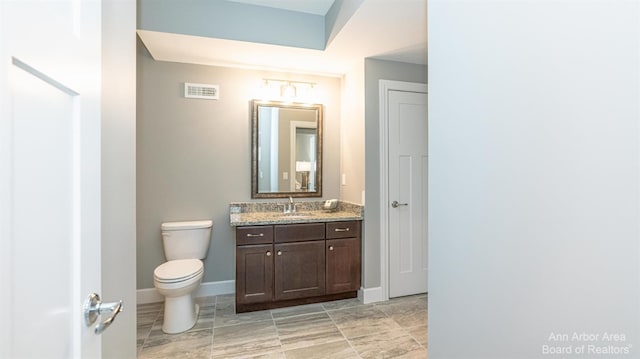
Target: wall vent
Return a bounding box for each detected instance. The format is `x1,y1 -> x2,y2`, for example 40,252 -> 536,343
184,83 -> 219,100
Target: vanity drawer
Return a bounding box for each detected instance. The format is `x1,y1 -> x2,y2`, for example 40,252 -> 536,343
275,223 -> 325,243
326,221 -> 360,239
236,225 -> 274,245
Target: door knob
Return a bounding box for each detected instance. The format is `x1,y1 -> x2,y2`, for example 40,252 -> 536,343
391,200 -> 408,208
83,293 -> 123,335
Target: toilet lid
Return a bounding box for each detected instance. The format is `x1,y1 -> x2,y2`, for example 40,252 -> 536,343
154,259 -> 203,283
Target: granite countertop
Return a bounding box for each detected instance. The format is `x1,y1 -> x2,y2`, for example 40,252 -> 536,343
229,200 -> 363,226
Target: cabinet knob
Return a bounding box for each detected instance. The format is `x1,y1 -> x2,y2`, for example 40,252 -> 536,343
266,251 -> 272,256
247,233 -> 264,237
329,245 -> 334,251
277,250 -> 282,256
334,228 -> 350,232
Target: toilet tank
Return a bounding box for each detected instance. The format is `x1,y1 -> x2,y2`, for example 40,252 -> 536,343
161,220 -> 213,261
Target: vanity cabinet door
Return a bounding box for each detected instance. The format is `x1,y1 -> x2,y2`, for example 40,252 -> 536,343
236,244 -> 274,305
326,238 -> 361,294
274,241 -> 325,300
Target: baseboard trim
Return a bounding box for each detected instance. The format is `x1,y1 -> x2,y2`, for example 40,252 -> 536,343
137,280 -> 236,305
358,286 -> 385,304
137,287 -> 164,304
197,280 -> 235,298
139,282 -> 382,305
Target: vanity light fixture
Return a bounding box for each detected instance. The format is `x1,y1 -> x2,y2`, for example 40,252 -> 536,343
260,79 -> 317,103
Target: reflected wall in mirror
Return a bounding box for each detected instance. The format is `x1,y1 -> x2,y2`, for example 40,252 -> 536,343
252,100 -> 323,198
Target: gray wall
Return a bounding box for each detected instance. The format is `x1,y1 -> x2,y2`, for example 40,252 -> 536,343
102,0 -> 137,357
363,58 -> 427,288
136,44 -> 342,289
429,0 -> 639,357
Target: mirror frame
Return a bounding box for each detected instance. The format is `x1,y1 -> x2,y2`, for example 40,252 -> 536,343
251,100 -> 323,199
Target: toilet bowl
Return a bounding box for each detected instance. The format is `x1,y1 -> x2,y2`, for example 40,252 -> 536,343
153,220 -> 212,334
153,259 -> 204,334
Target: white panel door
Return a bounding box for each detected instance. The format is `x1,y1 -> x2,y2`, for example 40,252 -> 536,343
388,90 -> 428,298
0,0 -> 103,358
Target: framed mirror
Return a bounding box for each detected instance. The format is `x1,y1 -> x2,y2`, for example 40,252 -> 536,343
252,100 -> 323,198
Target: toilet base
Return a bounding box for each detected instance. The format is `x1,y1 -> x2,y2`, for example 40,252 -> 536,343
161,295 -> 200,334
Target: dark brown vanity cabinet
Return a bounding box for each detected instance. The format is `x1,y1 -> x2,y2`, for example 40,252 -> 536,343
325,221 -> 361,294
275,241 -> 325,300
236,244 -> 273,304
235,220 -> 361,312
273,222 -> 325,301
235,226 -> 274,305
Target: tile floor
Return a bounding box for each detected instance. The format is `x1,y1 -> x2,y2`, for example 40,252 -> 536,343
137,293 -> 428,358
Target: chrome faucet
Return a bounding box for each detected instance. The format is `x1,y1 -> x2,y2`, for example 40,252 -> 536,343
284,196 -> 297,213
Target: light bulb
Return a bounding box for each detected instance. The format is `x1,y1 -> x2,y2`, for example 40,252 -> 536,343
281,83 -> 297,99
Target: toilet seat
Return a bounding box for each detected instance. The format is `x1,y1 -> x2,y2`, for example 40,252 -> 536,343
154,259 -> 203,283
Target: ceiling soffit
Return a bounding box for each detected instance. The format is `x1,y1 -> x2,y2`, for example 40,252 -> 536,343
137,0 -> 426,76
225,0 -> 337,16
139,0 -> 328,50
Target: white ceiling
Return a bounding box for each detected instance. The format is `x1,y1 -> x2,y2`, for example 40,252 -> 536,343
226,0 -> 336,15
138,0 -> 426,77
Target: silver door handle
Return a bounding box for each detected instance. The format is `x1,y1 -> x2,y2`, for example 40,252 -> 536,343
391,201 -> 408,208
84,293 -> 124,335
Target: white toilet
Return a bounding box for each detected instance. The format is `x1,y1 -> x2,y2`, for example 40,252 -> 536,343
153,220 -> 212,334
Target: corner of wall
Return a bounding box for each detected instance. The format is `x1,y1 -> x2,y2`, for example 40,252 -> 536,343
339,61 -> 365,205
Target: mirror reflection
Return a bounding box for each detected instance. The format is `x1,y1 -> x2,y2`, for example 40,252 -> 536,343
252,100 -> 323,198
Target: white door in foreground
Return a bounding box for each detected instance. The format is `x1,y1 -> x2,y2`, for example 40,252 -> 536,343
0,0 -> 110,357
